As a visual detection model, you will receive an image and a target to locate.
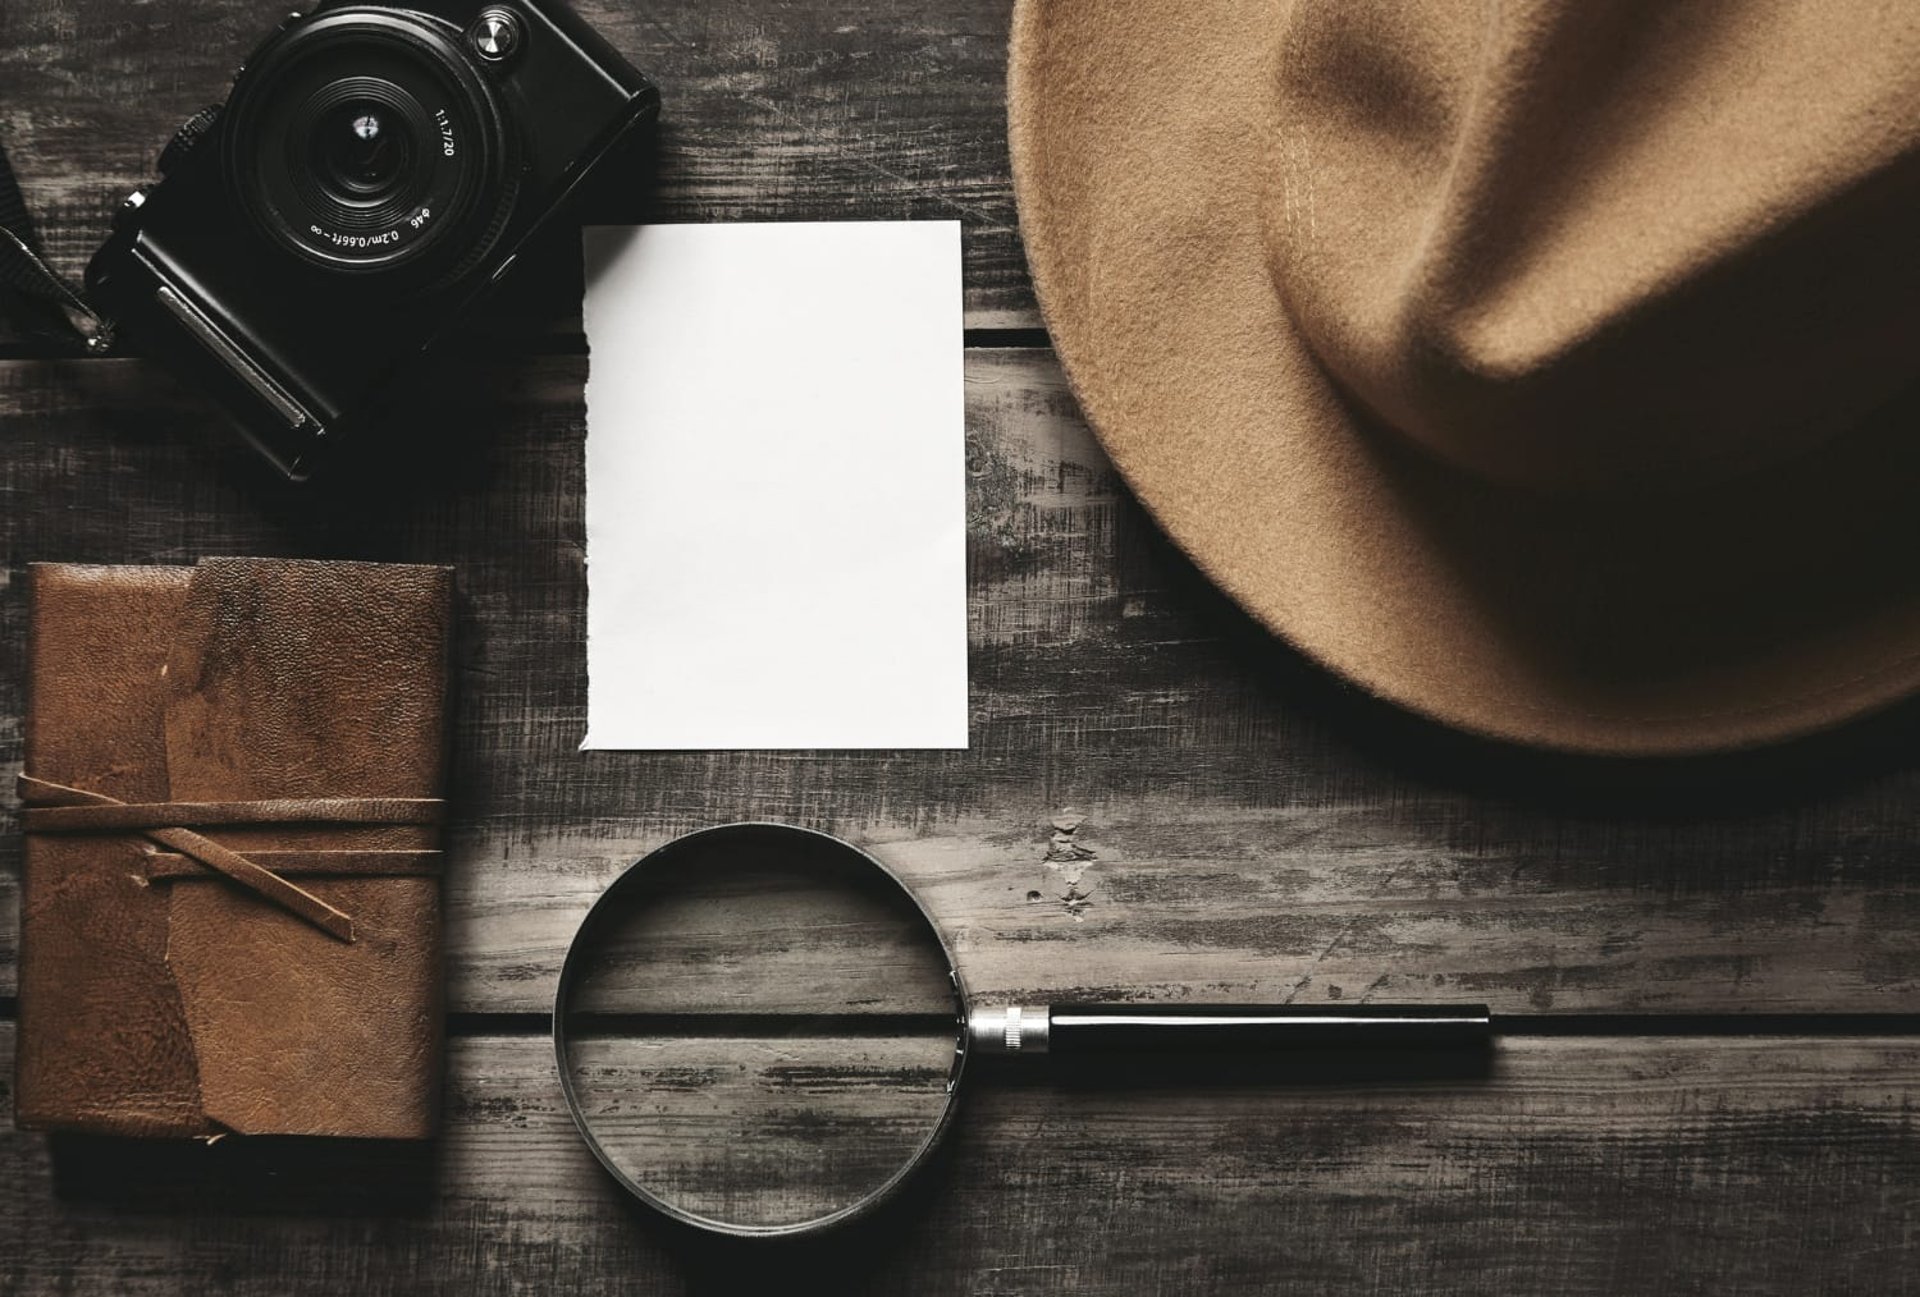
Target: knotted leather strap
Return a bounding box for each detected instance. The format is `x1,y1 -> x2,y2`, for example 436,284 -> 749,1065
142,850 -> 442,880
17,774 -> 448,944
23,796 -> 444,833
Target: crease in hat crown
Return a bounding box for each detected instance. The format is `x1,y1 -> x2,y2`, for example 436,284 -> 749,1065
1258,0 -> 1920,491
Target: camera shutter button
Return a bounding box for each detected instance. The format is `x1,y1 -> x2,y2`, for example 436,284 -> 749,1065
469,8 -> 524,63
158,105 -> 223,177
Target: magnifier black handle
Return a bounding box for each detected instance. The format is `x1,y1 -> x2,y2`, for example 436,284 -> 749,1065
968,1003 -> 1493,1056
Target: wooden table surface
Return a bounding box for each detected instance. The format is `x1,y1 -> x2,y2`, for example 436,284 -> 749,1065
3,2 -> 1918,1293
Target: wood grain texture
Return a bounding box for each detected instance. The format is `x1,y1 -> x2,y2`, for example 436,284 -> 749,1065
6,1 -> 1919,1287
559,834 -> 961,1015
560,1031 -> 959,1231
4,1023 -> 1919,1294
0,0 -> 1030,345
3,350 -> 1920,1015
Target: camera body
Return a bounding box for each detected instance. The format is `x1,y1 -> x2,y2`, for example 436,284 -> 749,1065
87,0 -> 658,479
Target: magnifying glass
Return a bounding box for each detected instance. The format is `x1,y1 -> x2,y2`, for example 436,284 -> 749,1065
553,823 -> 1493,1238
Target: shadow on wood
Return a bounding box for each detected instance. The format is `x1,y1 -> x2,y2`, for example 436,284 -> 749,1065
1138,518 -> 1920,819
977,1043 -> 1497,1091
46,1132 -> 438,1216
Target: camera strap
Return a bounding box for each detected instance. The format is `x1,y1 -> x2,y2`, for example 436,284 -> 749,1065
0,138 -> 116,353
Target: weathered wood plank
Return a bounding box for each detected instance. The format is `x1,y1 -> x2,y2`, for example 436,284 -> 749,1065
5,1024 -> 1919,1294
559,838 -> 961,1015
3,350 -> 1920,1015
0,0 -> 1030,344
561,1031 -> 959,1231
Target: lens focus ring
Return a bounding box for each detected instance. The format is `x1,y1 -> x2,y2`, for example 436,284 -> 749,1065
291,78 -> 428,230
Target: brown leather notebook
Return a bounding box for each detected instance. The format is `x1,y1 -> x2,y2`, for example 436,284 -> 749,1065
14,558 -> 453,1139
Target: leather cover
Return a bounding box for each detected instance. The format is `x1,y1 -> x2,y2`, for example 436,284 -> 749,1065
14,558 -> 454,1138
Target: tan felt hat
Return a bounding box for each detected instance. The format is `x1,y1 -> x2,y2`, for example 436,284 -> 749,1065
1009,0 -> 1920,755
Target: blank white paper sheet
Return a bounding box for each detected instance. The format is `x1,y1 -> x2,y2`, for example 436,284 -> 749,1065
581,221 -> 968,750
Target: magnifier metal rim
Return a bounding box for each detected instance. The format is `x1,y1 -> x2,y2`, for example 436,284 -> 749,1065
552,821 -> 971,1239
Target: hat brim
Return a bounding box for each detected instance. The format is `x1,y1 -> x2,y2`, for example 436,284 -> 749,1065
1009,0 -> 1920,756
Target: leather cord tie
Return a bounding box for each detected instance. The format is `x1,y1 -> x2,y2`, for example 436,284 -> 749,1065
17,774 -> 449,944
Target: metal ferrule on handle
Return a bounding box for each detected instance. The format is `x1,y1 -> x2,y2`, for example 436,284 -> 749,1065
967,1003 -> 1492,1057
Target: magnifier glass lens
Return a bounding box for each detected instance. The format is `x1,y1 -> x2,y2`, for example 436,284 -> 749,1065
557,829 -> 962,1233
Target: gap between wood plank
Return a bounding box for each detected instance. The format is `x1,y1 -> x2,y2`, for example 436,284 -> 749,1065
442,1008 -> 1920,1039
2,1002 -> 1915,1039
558,1011 -> 963,1037
0,327 -> 1054,363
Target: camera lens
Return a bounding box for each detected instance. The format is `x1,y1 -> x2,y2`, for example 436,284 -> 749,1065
315,102 -> 410,197
282,75 -> 438,241
223,8 -> 519,281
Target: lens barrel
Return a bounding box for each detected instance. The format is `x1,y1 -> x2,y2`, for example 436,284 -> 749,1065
223,8 -> 517,281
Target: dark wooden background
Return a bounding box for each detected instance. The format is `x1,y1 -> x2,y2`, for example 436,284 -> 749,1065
2,1 -> 1918,1292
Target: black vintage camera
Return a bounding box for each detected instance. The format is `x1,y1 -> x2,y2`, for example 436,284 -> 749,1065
86,1 -> 658,479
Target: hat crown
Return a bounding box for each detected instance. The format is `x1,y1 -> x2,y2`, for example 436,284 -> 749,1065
1266,0 -> 1920,489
